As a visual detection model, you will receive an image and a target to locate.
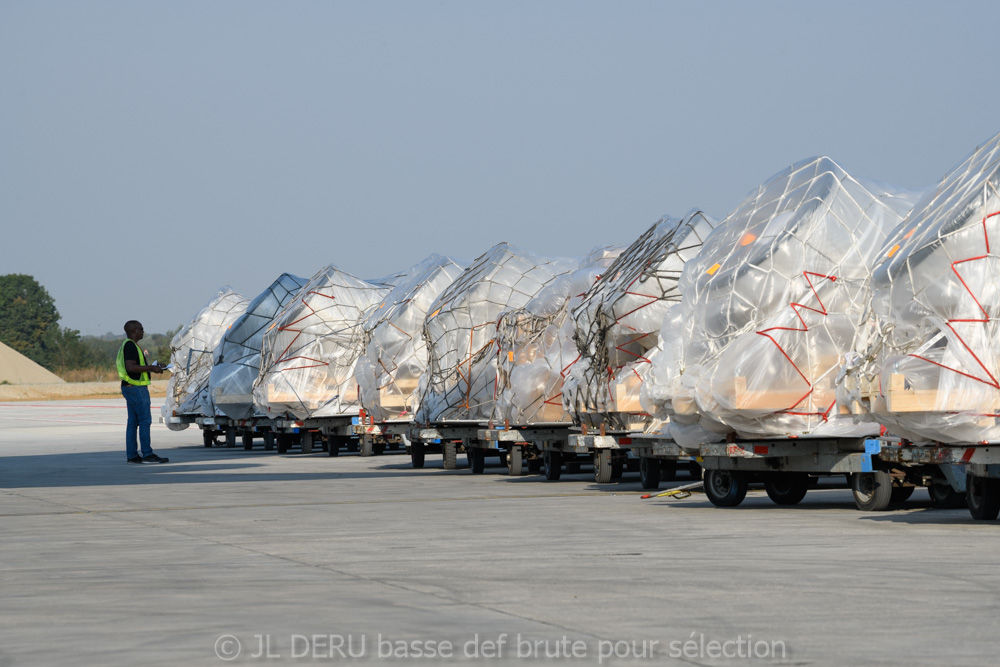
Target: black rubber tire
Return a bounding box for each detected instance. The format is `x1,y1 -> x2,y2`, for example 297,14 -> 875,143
410,441 -> 425,468
764,473 -> 810,506
300,431 -> 313,455
374,441 -> 386,456
967,474 -> 1000,520
611,457 -> 624,481
326,436 -> 340,457
507,447 -> 524,476
890,485 -> 915,503
543,451 -> 562,481
225,429 -> 236,448
263,430 -> 275,451
276,433 -> 291,454
639,458 -> 661,490
704,469 -> 749,508
928,481 -> 966,509
202,429 -> 214,448
851,471 -> 893,511
470,447 -> 485,474
443,443 -> 457,470
360,437 -> 373,457
242,431 -> 254,451
594,450 -> 614,484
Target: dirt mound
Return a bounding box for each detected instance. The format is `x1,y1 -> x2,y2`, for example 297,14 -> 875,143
0,341 -> 65,385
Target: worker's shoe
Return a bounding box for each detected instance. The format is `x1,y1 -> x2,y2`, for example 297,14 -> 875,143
142,454 -> 169,464
126,456 -> 144,464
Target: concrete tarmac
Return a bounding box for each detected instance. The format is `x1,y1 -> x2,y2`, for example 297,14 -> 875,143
1,399 -> 998,666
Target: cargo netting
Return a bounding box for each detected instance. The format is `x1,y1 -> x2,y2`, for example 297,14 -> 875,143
492,248 -> 621,426
416,243 -> 575,424
162,287 -> 249,428
209,273 -> 307,420
356,255 -> 466,423
662,156 -> 917,444
844,132 -> 1000,443
562,211 -> 718,431
253,265 -> 388,420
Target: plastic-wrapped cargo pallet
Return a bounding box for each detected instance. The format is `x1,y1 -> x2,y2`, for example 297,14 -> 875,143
161,287 -> 250,429
209,273 -> 307,420
660,157 -> 917,445
355,255 -> 466,423
562,211 -> 717,431
416,243 -> 576,424
492,247 -> 621,426
253,265 -> 389,420
844,132 -> 1000,443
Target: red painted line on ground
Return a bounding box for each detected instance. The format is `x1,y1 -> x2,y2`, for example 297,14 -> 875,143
0,416 -> 126,425
0,404 -> 163,410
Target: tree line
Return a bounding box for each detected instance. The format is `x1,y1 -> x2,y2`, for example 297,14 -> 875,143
0,274 -> 177,373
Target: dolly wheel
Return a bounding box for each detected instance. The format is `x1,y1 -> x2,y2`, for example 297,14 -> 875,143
764,473 -> 809,505
442,443 -> 457,470
704,469 -> 749,508
890,485 -> 915,503
968,474 -> 1000,520
851,471 -> 893,511
507,447 -> 524,476
639,458 -> 661,490
469,447 -> 485,474
543,451 -> 562,481
411,441 -> 425,469
928,481 -> 965,509
594,450 -> 614,484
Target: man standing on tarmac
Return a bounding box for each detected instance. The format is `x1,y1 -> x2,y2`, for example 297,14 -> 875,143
117,320 -> 169,464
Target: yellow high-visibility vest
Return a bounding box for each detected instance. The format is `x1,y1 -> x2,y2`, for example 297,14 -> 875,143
116,339 -> 150,386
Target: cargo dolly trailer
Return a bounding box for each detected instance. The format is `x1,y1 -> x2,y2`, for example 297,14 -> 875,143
875,438 -> 999,520
695,436 -> 928,511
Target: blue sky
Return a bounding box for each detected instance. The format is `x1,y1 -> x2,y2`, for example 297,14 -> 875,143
2,1 -> 998,335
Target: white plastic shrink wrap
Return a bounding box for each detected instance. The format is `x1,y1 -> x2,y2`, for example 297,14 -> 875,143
209,273 -> 307,420
416,243 -> 576,423
563,212 -> 718,431
355,255 -> 466,423
253,265 -> 389,419
854,132 -> 1000,443
670,156 -> 917,442
493,248 -> 621,426
162,287 -> 249,428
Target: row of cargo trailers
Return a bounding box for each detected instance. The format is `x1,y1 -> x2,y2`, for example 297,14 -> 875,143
164,409 -> 999,522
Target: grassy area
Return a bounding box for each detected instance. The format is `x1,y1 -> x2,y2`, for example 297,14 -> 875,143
55,366 -> 119,383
